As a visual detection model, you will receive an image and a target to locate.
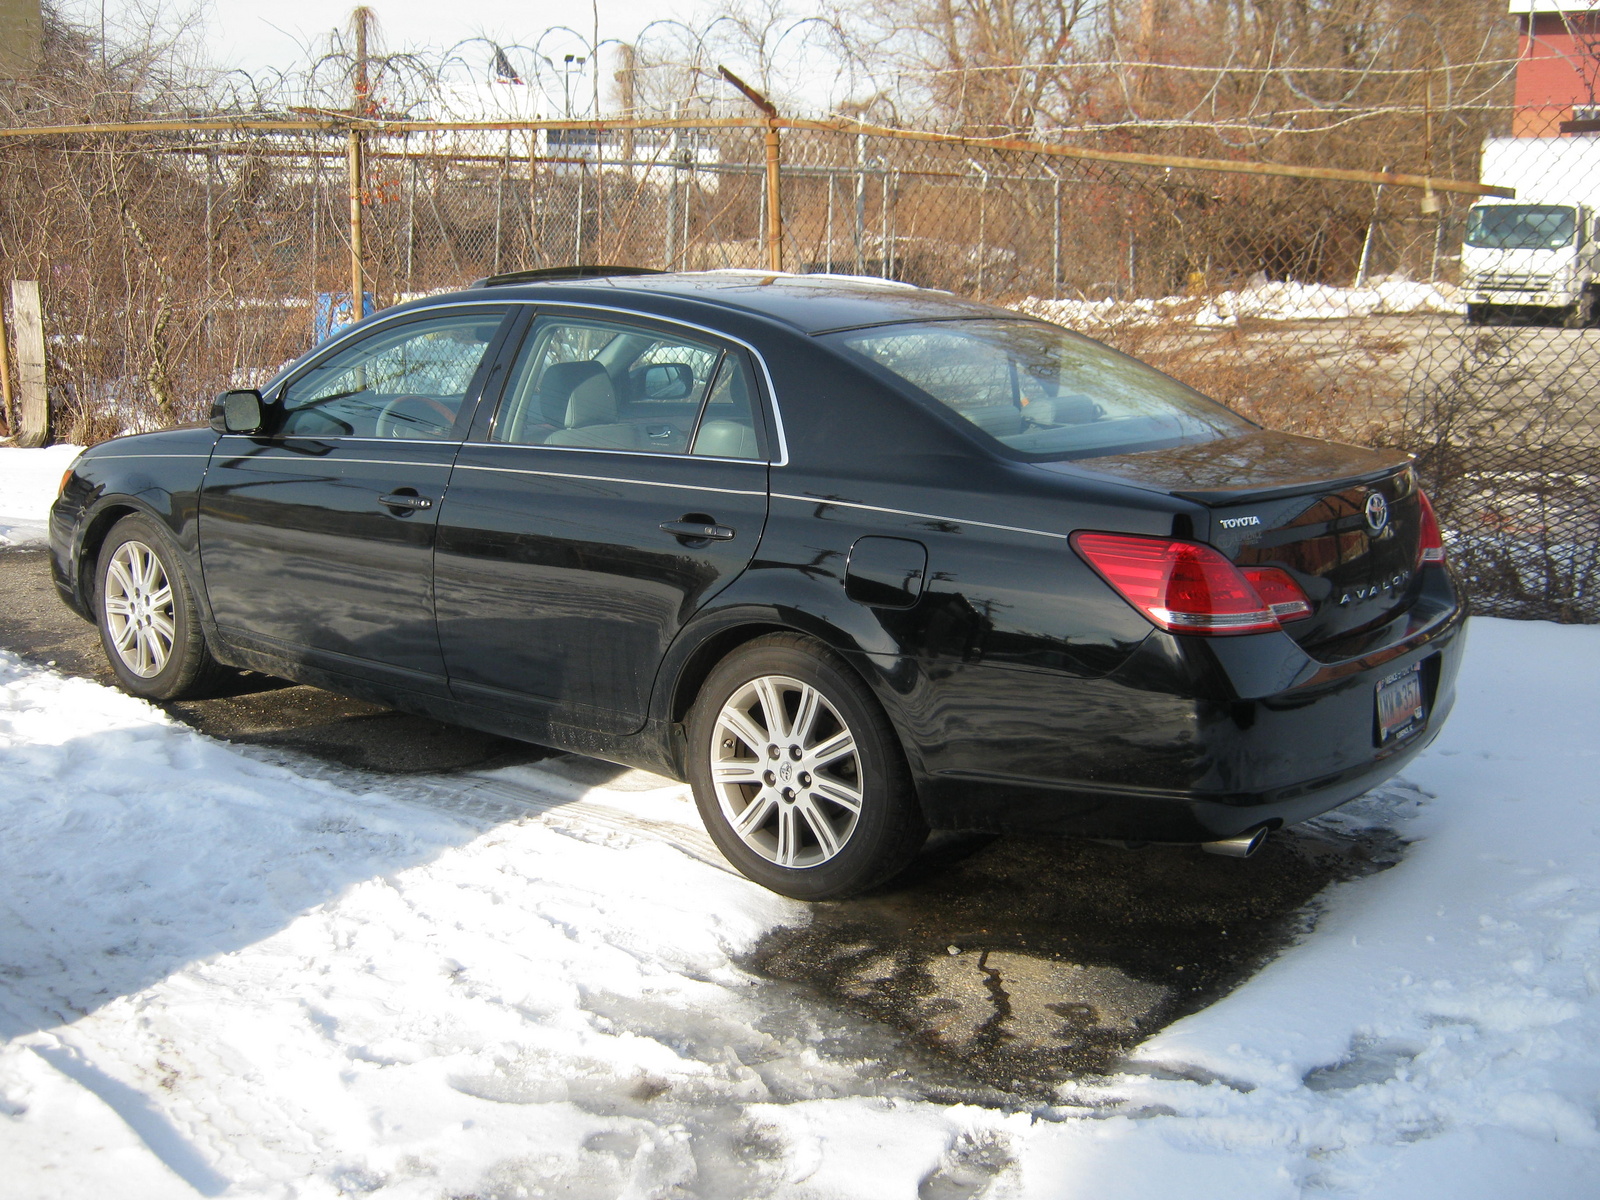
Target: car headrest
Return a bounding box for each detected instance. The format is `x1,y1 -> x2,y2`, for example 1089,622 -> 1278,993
1044,395 -> 1103,425
693,419 -> 759,459
540,361 -> 616,427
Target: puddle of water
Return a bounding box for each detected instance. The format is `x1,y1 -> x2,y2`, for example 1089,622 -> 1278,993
747,813 -> 1411,1098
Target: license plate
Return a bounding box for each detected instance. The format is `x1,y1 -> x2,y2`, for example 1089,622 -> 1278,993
1376,662 -> 1426,744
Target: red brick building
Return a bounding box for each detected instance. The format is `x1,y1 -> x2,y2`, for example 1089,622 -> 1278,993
1513,0 -> 1600,135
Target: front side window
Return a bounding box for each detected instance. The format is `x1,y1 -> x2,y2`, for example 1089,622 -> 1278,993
491,316 -> 763,458
278,312 -> 506,439
827,318 -> 1252,460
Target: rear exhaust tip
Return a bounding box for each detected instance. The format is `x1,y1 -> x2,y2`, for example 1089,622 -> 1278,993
1201,826 -> 1269,859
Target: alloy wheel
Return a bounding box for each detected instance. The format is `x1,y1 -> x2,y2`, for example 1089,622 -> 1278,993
102,540 -> 176,678
709,674 -> 864,868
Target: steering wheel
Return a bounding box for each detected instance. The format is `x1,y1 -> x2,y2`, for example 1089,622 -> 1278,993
375,395 -> 458,438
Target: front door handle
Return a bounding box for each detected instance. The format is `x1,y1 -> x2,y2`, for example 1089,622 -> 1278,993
379,491 -> 433,512
660,519 -> 735,543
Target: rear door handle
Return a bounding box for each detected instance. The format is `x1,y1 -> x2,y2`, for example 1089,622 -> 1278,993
659,520 -> 735,542
379,492 -> 433,511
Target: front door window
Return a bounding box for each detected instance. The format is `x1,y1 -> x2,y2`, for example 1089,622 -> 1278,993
279,314 -> 505,439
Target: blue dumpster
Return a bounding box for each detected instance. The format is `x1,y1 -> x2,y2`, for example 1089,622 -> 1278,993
314,291 -> 376,343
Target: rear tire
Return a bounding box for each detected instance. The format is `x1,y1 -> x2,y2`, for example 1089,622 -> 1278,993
687,633 -> 927,899
95,514 -> 227,700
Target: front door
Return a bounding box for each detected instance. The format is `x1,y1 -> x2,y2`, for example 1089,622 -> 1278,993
434,311 -> 771,734
198,307 -> 512,691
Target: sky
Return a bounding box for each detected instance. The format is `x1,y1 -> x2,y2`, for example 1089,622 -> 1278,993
67,0 -> 731,115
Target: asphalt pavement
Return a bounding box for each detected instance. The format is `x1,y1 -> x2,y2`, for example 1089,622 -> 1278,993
0,546 -> 1402,1098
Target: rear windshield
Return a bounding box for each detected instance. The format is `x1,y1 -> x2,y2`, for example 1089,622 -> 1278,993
826,318 -> 1253,460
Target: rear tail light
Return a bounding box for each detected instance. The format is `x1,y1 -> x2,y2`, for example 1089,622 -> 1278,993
1242,566 -> 1313,622
1416,488 -> 1446,565
1071,532 -> 1311,636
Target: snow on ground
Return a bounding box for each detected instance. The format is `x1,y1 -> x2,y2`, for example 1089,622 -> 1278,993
0,445 -> 82,548
1,446 -> 1598,1197
1022,276 -> 1462,329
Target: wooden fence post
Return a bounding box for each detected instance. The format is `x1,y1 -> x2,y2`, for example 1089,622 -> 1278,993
10,280 -> 48,447
0,290 -> 14,439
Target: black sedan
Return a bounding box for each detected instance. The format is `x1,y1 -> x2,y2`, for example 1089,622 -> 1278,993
50,270 -> 1465,898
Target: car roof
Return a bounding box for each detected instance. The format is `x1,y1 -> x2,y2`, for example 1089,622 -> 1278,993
448,270 -> 1017,336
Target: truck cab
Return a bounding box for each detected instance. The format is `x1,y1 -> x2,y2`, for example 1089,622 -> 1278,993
1462,200 -> 1599,326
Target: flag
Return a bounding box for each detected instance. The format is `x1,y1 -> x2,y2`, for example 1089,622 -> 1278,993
492,46 -> 524,85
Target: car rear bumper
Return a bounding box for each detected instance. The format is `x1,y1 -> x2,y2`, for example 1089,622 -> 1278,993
874,566 -> 1467,842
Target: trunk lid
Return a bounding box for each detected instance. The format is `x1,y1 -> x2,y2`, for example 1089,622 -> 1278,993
1060,430 -> 1423,646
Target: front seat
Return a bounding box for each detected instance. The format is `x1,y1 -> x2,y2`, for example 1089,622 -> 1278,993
541,361 -> 646,450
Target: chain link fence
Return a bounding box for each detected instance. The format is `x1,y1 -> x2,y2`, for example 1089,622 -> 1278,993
0,115 -> 1594,622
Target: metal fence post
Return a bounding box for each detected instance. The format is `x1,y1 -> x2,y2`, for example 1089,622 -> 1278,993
527,131 -> 541,268
854,135 -> 865,275
406,154 -> 415,289
827,172 -> 835,272
886,168 -> 897,279
493,173 -> 505,275
204,150 -> 215,350
765,122 -> 783,272
311,151 -> 321,302
1355,166 -> 1390,289
575,158 -> 585,264
1051,170 -> 1062,299
977,166 -> 989,296
347,128 -> 364,314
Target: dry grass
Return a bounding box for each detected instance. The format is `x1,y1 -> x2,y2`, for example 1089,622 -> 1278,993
1094,320 -> 1406,450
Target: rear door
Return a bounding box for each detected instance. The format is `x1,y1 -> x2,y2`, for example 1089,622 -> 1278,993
434,310 -> 772,734
198,306 -> 513,691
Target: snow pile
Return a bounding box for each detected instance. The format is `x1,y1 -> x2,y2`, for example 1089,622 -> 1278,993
0,444 -> 82,548
1023,276 -> 1463,329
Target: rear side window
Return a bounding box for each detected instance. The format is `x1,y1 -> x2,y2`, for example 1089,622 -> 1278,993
827,318 -> 1252,460
491,316 -> 764,459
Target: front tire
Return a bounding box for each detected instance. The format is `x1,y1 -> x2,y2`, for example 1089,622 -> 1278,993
1562,292 -> 1595,329
687,633 -> 927,899
95,514 -> 226,700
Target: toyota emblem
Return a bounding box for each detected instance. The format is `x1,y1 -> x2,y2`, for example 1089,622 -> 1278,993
1364,491 -> 1390,534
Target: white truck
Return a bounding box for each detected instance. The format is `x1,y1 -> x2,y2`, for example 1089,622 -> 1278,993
1462,136 -> 1600,327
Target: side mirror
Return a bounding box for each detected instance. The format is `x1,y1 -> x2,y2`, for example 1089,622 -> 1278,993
638,362 -> 695,401
210,389 -> 264,434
